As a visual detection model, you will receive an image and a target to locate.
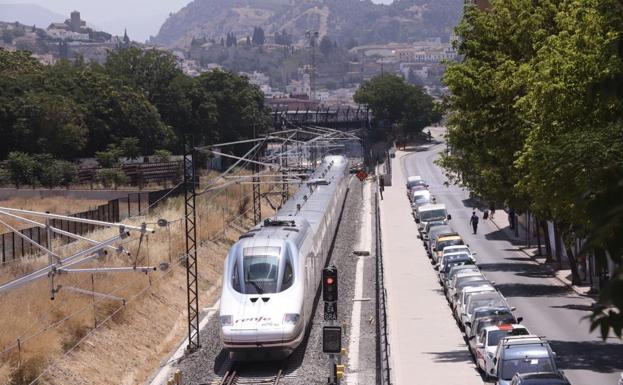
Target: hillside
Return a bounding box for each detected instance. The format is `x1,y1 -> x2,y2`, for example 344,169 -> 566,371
152,0 -> 463,48
0,3 -> 65,28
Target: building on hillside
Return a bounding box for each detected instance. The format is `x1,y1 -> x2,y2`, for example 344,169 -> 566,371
48,10 -> 86,34
48,22 -> 69,31
68,11 -> 85,32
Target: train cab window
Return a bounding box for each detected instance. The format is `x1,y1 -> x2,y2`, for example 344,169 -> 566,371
281,258 -> 294,291
232,261 -> 241,292
243,256 -> 279,294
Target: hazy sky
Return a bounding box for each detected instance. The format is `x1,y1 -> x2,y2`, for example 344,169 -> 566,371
0,0 -> 394,42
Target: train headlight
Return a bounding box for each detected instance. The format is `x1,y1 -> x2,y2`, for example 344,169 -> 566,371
283,313 -> 300,325
220,315 -> 233,326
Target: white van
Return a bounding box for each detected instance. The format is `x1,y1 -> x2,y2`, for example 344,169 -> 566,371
415,203 -> 451,230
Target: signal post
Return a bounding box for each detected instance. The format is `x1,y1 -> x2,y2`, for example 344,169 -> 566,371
322,265 -> 344,384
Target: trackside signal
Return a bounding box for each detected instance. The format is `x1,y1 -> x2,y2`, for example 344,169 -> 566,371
323,266 -> 338,302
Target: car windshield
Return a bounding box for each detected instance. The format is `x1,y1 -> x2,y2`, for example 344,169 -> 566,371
487,329 -> 529,346
420,209 -> 447,221
501,357 -> 554,380
455,275 -> 485,288
414,195 -> 430,203
448,267 -> 479,280
468,297 -> 505,314
443,259 -> 474,273
407,180 -> 426,188
437,239 -> 464,251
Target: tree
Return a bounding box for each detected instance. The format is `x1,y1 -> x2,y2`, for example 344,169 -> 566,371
11,92 -> 88,159
440,0 -> 559,208
252,27 -> 265,46
354,74 -> 439,141
118,137 -> 141,160
95,145 -> 121,168
4,152 -> 35,188
197,69 -> 269,151
319,36 -> 334,56
153,149 -> 172,162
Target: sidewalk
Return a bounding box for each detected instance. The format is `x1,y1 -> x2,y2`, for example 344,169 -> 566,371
379,153 -> 483,385
487,212 -> 594,297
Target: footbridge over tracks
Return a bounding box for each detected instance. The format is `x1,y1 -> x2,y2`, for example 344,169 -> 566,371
271,107 -> 370,131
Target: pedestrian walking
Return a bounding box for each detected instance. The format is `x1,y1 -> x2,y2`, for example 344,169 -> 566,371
508,208 -> 516,230
469,211 -> 479,234
489,204 -> 495,219
483,209 -> 489,220
379,176 -> 385,200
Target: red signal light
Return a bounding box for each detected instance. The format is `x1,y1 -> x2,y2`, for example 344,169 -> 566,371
327,277 -> 334,285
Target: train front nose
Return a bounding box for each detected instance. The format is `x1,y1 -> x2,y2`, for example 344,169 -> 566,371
221,300 -> 303,350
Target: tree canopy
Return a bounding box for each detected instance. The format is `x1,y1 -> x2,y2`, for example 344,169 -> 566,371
442,0 -> 623,338
354,74 -> 441,141
0,47 -> 270,159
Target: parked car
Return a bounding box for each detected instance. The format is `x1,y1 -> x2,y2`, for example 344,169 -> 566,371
472,324 -> 530,379
443,265 -> 481,290
415,203 -> 450,231
437,254 -> 475,284
406,175 -> 427,194
432,234 -> 465,263
461,291 -> 512,330
410,189 -> 432,208
509,372 -> 571,385
455,284 -> 497,326
428,230 -> 459,257
428,231 -> 460,258
420,221 -> 448,245
423,224 -> 454,247
467,308 -> 522,339
441,245 -> 476,263
446,272 -> 487,305
491,335 -> 558,385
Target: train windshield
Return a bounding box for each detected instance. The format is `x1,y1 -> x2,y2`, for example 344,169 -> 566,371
232,246 -> 293,294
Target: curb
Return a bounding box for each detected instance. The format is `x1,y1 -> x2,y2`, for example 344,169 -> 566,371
487,217 -> 595,299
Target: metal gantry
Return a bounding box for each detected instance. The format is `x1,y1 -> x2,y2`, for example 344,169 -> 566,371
183,146 -> 201,351
0,208 -> 156,297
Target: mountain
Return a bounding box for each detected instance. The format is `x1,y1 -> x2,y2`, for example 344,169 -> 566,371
0,3 -> 65,28
152,0 -> 463,48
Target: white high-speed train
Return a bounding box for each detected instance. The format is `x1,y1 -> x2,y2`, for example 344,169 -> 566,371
218,155 -> 349,357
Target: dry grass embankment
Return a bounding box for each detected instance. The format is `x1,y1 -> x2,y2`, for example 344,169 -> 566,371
0,197 -> 106,231
0,172 -> 281,385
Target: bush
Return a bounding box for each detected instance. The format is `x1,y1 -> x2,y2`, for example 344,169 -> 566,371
95,147 -> 121,168
153,149 -> 172,163
38,160 -> 77,188
97,168 -> 128,189
5,152 -> 36,188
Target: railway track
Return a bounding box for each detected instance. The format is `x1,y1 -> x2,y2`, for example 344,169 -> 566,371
217,364 -> 286,385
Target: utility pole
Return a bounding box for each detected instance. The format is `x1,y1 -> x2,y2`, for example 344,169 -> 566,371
183,137 -> 200,351
306,30 -> 319,101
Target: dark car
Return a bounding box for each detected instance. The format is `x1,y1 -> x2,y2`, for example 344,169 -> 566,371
510,372 -> 571,385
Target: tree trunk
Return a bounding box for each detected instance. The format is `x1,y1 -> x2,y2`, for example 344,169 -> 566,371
553,222 -> 562,263
542,220 -> 552,261
562,229 -> 581,285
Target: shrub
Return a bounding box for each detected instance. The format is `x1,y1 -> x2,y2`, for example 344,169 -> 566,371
5,152 -> 36,188
153,149 -> 172,163
97,169 -> 128,189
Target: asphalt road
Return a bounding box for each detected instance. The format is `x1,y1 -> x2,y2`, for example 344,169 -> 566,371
402,139 -> 623,385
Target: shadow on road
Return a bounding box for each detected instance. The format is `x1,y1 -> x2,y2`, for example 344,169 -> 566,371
495,282 -> 569,297
550,303 -> 594,312
425,348 -> 474,363
550,340 -> 623,373
484,228 -> 525,246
